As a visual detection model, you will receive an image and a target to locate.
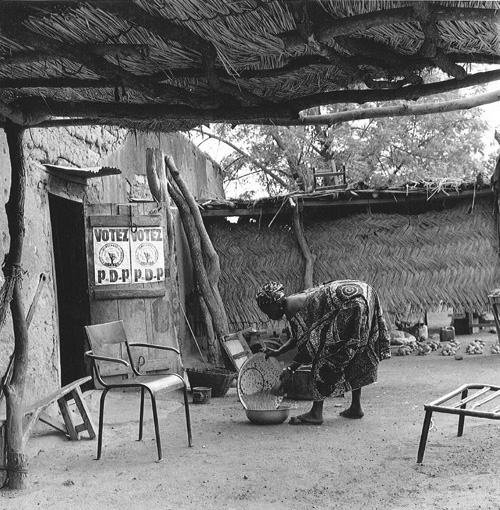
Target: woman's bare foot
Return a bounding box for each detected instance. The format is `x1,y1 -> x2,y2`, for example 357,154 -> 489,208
289,413 -> 323,425
339,407 -> 364,419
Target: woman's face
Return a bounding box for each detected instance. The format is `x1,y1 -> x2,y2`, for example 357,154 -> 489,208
262,301 -> 285,320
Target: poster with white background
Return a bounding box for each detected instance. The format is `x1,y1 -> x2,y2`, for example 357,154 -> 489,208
93,227 -> 131,285
130,227 -> 165,284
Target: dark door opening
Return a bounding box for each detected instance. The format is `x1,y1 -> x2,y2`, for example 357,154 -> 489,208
49,194 -> 91,387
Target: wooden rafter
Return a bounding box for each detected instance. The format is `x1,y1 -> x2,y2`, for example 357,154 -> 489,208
0,1 -> 497,129
278,5 -> 500,50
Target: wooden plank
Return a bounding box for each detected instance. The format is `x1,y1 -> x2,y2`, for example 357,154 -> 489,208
313,171 -> 346,177
120,284 -> 149,375
0,421 -> 6,486
450,387 -> 491,408
22,376 -> 92,415
88,215 -> 161,227
93,287 -> 165,300
200,189 -> 494,217
85,203 -> 122,363
220,332 -> 252,371
38,411 -> 67,435
22,377 -> 93,441
57,398 -> 78,440
85,202 -> 180,381
70,387 -> 96,439
470,389 -> 500,410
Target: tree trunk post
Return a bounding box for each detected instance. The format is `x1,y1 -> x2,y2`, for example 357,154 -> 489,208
145,148 -> 175,257
167,181 -> 225,364
4,121 -> 29,490
292,201 -> 316,289
145,148 -> 227,364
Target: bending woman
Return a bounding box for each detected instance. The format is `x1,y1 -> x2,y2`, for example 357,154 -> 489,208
256,280 -> 391,425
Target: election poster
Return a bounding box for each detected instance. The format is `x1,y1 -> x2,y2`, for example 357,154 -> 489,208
93,226 -> 165,286
130,227 -> 165,284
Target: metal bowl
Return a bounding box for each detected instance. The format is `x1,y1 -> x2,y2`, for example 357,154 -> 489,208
244,406 -> 291,425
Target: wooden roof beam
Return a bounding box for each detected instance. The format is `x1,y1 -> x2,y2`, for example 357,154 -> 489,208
0,5 -> 211,107
0,27 -> 206,107
278,5 -> 500,51
288,68 -> 500,111
292,15 -> 421,91
334,36 -> 423,86
148,53 -> 499,82
0,1 -> 206,54
3,80 -> 497,130
0,45 -> 150,66
413,3 -> 468,80
2,50 -> 497,92
2,67 -> 499,129
2,68 -> 499,128
201,45 -> 270,107
0,78 -> 224,109
82,0 -> 206,54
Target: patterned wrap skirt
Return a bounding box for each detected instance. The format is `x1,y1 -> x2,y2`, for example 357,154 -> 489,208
289,280 -> 391,400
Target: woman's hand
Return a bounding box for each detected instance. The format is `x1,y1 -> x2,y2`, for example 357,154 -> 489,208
271,367 -> 294,396
280,367 -> 294,382
261,346 -> 280,359
280,367 -> 294,394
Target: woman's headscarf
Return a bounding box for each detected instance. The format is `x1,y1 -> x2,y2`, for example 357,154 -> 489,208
256,281 -> 285,309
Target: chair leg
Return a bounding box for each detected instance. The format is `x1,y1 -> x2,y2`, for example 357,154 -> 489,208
139,387 -> 145,441
458,388 -> 468,437
182,385 -> 193,447
417,409 -> 433,464
149,391 -> 163,462
97,388 -> 110,460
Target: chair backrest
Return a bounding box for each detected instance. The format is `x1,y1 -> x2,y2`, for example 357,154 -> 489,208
85,320 -> 128,351
85,320 -> 131,380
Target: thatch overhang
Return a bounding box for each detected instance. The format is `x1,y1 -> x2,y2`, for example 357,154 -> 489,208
199,180 -> 493,217
0,1 -> 499,131
200,184 -> 500,329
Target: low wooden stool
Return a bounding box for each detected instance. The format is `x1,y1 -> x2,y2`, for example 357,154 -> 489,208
417,383 -> 500,463
23,376 -> 96,441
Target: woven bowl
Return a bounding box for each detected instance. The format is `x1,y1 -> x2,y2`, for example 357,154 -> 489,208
245,405 -> 291,425
237,353 -> 283,409
185,366 -> 236,397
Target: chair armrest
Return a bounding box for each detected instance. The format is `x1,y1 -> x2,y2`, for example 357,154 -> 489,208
128,343 -> 180,356
85,350 -> 130,367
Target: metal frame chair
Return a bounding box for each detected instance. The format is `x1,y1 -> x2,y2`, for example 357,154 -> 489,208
84,320 -> 192,461
417,383 -> 500,463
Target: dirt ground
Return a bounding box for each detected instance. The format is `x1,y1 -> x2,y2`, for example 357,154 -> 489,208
3,330 -> 500,510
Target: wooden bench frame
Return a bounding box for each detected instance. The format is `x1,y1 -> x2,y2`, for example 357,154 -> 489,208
22,376 -> 96,441
0,376 -> 96,481
417,383 -> 500,463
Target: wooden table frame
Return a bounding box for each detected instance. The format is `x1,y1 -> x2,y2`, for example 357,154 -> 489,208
417,383 -> 500,463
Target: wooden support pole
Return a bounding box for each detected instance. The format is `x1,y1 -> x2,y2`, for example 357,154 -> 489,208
292,200 -> 316,289
3,121 -> 29,490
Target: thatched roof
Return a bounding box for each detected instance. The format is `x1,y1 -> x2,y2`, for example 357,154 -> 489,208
1,1 -> 499,131
199,177 -> 492,216
204,190 -> 500,329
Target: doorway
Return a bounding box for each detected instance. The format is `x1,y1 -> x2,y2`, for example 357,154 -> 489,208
49,194 -> 91,386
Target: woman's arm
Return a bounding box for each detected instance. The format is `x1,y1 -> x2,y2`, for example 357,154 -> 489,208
263,335 -> 298,358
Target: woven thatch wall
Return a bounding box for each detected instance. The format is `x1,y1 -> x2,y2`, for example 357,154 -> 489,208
206,195 -> 500,330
